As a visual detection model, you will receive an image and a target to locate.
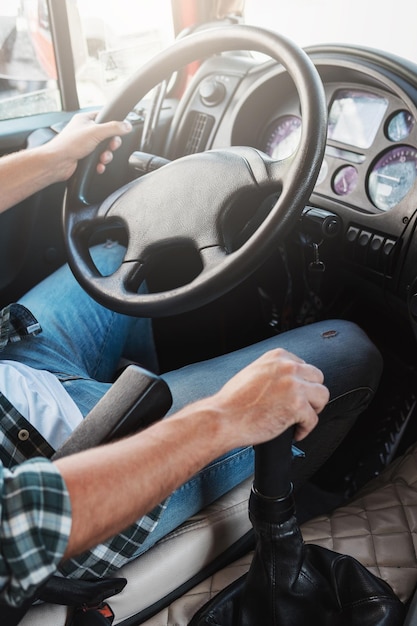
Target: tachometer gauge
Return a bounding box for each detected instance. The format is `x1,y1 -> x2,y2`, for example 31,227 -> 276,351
368,145 -> 417,211
264,114 -> 302,160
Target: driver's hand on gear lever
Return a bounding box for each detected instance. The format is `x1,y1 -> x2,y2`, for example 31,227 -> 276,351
210,347 -> 329,448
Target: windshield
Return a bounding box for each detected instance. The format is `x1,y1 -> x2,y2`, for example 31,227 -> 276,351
0,0 -> 415,123
244,0 -> 417,64
75,0 -> 175,107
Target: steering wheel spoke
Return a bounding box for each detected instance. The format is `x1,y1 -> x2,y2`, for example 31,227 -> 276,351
200,245 -> 228,271
64,199 -> 108,258
66,198 -> 100,230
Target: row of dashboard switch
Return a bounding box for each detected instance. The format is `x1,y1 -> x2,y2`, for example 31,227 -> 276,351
345,226 -> 398,275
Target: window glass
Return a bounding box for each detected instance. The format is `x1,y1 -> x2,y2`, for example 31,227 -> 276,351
0,1 -> 175,121
72,0 -> 175,108
0,0 -> 60,121
244,0 -> 417,65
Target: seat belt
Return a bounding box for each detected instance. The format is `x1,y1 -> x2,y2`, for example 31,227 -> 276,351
1,575 -> 127,626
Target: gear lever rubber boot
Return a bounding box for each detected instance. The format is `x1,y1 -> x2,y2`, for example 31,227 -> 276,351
189,427 -> 405,626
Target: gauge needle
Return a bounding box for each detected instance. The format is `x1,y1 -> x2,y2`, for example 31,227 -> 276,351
377,173 -> 401,183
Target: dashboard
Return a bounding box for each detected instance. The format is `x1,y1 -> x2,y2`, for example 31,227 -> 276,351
164,45 -> 417,314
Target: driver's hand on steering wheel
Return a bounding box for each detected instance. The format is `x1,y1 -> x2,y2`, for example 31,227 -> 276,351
47,111 -> 133,181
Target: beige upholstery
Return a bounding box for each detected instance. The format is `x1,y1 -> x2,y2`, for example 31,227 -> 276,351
141,551 -> 253,625
20,477 -> 254,626
20,442 -> 417,625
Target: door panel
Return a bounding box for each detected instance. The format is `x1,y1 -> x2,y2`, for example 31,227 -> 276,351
0,111 -> 75,306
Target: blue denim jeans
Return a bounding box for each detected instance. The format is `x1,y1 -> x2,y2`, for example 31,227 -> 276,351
1,242 -> 383,558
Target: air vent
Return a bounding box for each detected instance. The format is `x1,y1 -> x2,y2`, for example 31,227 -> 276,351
184,111 -> 214,155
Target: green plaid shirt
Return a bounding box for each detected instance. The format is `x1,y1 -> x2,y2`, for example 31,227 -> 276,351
0,456 -> 71,608
0,304 -> 166,607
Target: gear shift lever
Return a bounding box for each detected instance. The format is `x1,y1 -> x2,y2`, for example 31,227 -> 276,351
190,426 -> 405,626
253,427 -> 294,497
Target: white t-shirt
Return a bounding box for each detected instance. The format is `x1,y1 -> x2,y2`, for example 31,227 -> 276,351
0,361 -> 83,449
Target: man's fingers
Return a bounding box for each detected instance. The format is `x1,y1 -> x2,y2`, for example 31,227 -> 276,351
298,362 -> 325,385
293,378 -> 329,441
310,381 -> 330,412
107,136 -> 122,151
293,410 -> 319,441
96,136 -> 123,174
97,119 -> 132,140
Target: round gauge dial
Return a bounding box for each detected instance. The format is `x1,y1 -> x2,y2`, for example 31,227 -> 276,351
264,114 -> 302,160
368,145 -> 417,211
386,110 -> 414,142
332,165 -> 359,196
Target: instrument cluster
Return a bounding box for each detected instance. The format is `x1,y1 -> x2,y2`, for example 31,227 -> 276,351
262,87 -> 417,214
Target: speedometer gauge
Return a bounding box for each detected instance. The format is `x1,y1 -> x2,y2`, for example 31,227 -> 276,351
264,115 -> 302,160
368,146 -> 417,211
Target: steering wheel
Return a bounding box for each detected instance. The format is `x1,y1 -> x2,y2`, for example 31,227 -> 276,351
64,25 -> 327,317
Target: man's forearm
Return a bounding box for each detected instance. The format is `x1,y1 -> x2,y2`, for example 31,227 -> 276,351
0,112 -> 132,215
0,147 -> 60,214
55,347 -> 328,561
56,398 -> 226,560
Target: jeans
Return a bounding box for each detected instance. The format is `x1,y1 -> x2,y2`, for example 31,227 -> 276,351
1,242 -> 383,560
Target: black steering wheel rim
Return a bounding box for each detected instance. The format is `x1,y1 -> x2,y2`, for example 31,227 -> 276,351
64,25 -> 327,317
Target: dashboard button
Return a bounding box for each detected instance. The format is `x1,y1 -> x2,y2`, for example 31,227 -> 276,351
381,238 -> 397,274
368,234 -> 384,270
356,230 -> 372,263
382,239 -> 396,256
370,235 -> 384,253
346,226 -> 360,243
199,78 -> 226,106
358,230 -> 372,246
345,226 -> 360,260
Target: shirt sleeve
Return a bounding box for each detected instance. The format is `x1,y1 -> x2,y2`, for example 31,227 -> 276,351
0,303 -> 42,351
0,458 -> 72,607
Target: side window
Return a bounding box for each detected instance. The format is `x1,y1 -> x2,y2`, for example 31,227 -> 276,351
0,1 -> 175,122
0,1 -> 60,121
70,0 -> 176,108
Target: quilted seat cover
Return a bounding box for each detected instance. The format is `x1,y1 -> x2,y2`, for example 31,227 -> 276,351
301,441 -> 417,603
142,442 -> 417,625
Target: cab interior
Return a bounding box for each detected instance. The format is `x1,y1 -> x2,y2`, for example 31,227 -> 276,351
1,1 -> 417,624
